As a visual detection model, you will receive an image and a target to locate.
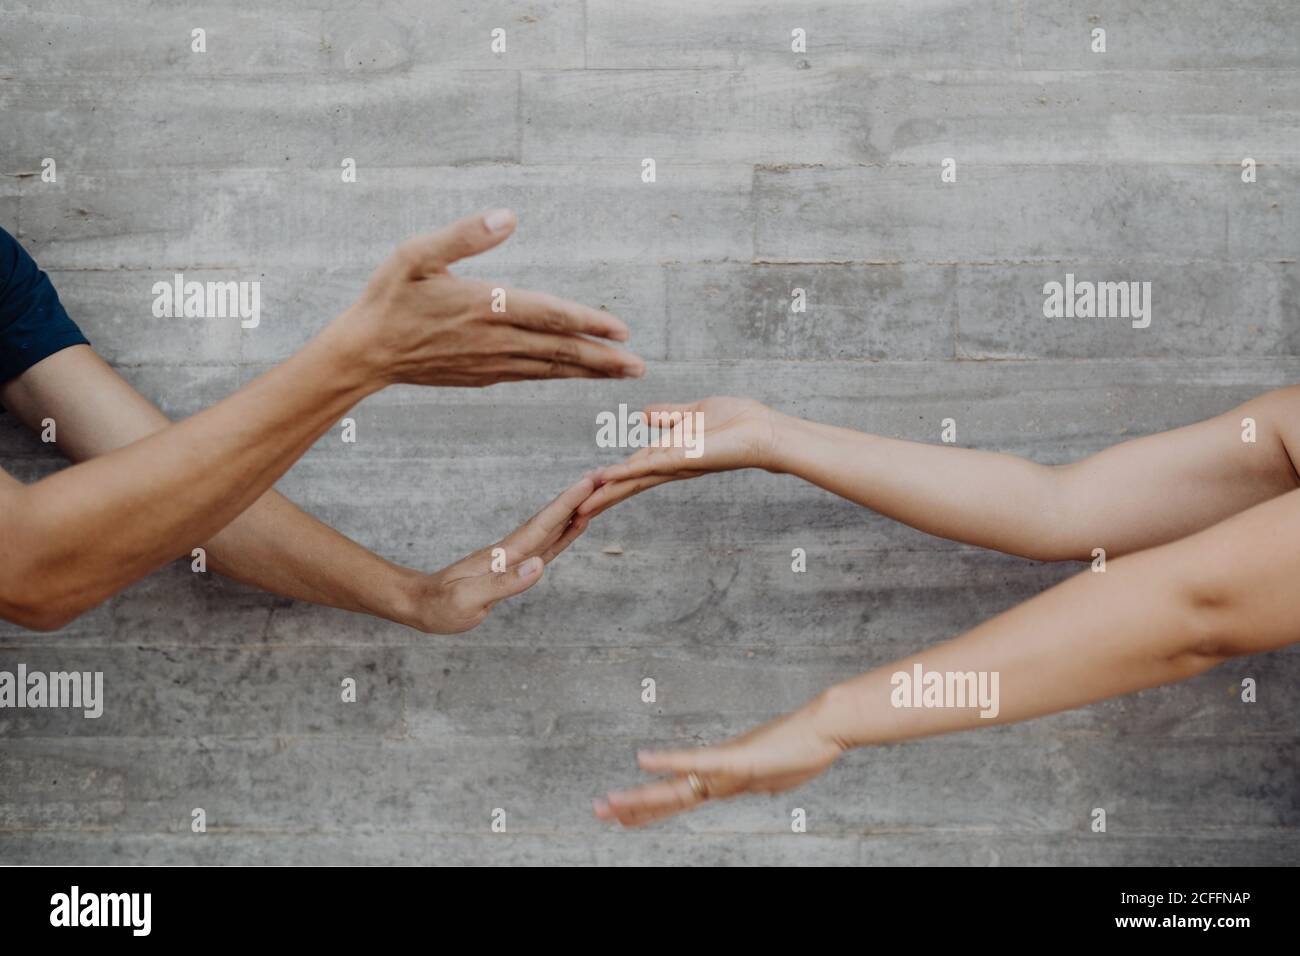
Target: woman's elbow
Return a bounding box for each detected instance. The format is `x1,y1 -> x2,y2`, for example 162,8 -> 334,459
1168,568 -> 1248,669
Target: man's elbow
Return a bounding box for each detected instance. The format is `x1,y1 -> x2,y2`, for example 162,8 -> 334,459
0,566 -> 85,632
0,591 -> 82,632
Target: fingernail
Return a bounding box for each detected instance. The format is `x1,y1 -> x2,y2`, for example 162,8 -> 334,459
517,556 -> 542,578
592,798 -> 609,816
484,208 -> 515,232
622,364 -> 644,379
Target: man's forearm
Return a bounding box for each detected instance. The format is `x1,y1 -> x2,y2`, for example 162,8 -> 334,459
0,324 -> 380,626
0,209 -> 643,631
768,391 -> 1296,561
809,486 -> 1300,750
202,495 -> 420,624
1,344 -> 419,627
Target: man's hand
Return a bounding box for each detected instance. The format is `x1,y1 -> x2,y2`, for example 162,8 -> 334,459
578,396 -> 782,518
395,475 -> 594,633
331,209 -> 644,388
592,698 -> 845,828
0,208 -> 642,629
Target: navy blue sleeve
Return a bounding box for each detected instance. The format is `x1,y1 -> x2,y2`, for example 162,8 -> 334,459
0,225 -> 90,386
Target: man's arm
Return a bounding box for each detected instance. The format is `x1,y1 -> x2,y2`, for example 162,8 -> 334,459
2,345 -> 415,618
0,211 -> 639,630
581,391 -> 1300,560
594,484 -> 1300,827
0,326 -> 378,629
1,345 -> 595,633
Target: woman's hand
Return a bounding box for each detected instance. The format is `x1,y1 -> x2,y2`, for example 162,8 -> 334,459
578,396 -> 784,519
331,210 -> 644,388
395,475 -> 594,634
592,696 -> 847,828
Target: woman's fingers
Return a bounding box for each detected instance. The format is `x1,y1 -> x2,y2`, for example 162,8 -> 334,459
593,745 -> 751,827
591,445 -> 657,483
595,443 -> 690,483
643,401 -> 699,420
637,745 -> 738,777
594,776 -> 702,827
576,474 -> 677,518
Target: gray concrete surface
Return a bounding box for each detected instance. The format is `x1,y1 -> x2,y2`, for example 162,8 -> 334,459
1,1 -> 1298,865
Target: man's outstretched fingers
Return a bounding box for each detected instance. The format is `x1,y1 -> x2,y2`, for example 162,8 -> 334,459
505,327 -> 643,378
397,209 -> 517,276
479,555 -> 545,609
489,476 -> 593,566
492,358 -> 609,382
515,476 -> 597,544
500,287 -> 631,342
542,515 -> 588,563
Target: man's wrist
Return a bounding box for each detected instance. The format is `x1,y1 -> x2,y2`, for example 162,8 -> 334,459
376,564 -> 427,630
312,307 -> 393,394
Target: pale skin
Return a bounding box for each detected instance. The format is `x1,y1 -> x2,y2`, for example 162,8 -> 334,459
582,393 -> 1300,827
0,210 -> 642,631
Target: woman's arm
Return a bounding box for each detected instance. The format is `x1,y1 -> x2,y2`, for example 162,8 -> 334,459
594,484 -> 1300,828
0,345 -> 591,634
580,391 -> 1300,560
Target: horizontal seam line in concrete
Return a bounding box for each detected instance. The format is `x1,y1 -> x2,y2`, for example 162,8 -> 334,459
2,824 -> 1294,836
4,736 -> 1293,747
12,161 -> 1300,174
6,66 -> 1300,76
31,258 -> 1300,272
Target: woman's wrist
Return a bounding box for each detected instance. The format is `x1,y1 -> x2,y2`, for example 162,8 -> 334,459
805,682 -> 862,753
761,410 -> 805,474
763,411 -> 831,476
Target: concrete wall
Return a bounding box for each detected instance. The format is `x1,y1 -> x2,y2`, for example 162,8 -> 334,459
1,1 -> 1297,864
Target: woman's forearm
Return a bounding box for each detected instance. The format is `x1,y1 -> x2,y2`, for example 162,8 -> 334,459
767,389 -> 1297,561
809,486 -> 1300,750
772,414 -> 1070,559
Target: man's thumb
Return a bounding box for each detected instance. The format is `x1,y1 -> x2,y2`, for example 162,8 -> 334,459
398,209 -> 516,275
489,555 -> 544,604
